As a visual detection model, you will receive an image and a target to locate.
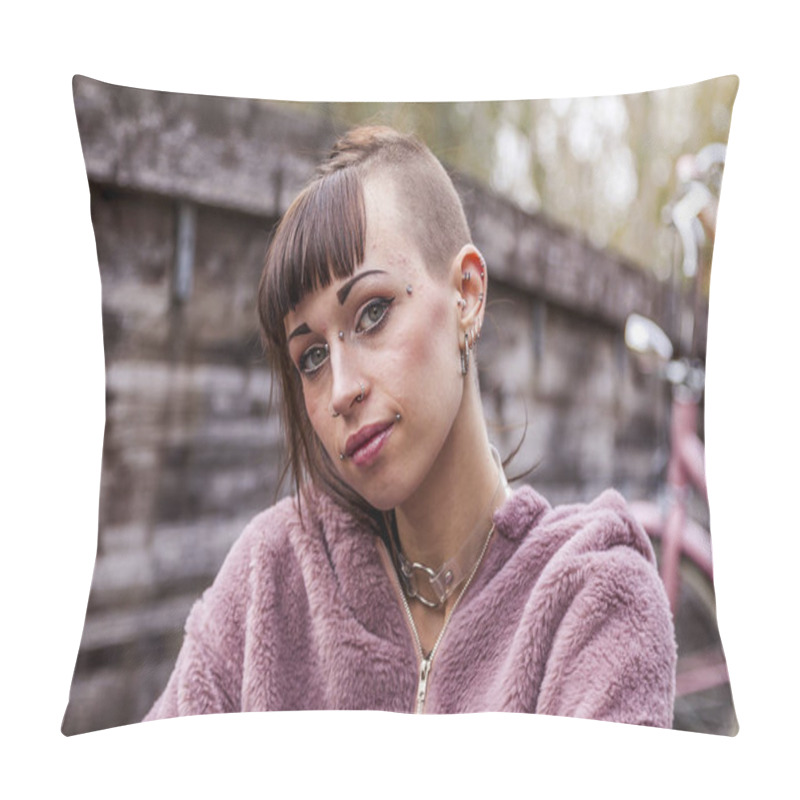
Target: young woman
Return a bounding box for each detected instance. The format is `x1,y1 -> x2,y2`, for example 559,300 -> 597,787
145,126 -> 676,724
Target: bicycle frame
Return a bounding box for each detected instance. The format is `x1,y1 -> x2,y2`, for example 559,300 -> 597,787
633,392 -> 711,610
624,144 -> 731,704
628,385 -> 728,698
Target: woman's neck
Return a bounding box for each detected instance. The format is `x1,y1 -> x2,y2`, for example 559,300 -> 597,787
393,390 -> 503,569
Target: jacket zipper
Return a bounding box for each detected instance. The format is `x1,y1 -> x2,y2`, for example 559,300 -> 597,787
417,654 -> 432,713
385,558 -> 429,713
380,526 -> 495,714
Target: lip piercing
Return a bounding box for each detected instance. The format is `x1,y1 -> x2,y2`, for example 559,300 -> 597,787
356,383 -> 365,402
406,285 -> 413,295
395,413 -> 402,421
339,453 -> 345,461
338,331 -> 344,340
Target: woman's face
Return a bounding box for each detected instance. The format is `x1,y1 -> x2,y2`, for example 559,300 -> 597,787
284,176 -> 467,511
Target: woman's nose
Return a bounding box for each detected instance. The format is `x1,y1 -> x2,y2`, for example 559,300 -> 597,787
329,346 -> 368,416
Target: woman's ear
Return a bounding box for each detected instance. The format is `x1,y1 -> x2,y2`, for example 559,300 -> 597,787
450,244 -> 487,333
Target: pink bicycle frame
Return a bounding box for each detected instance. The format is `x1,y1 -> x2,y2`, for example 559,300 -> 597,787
661,393 -> 710,612
629,391 -> 726,696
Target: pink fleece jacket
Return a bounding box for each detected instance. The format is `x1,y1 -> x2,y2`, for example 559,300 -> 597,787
145,485 -> 676,725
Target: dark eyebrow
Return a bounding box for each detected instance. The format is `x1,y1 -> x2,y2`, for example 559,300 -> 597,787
288,270 -> 387,342
287,322 -> 311,342
336,269 -> 386,305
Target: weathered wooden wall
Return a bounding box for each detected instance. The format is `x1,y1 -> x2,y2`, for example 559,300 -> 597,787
63,76 -> 697,734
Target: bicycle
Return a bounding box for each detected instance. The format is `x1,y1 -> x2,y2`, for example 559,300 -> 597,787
624,144 -> 737,735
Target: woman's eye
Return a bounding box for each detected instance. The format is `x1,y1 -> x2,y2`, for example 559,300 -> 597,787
298,343 -> 329,375
356,298 -> 393,334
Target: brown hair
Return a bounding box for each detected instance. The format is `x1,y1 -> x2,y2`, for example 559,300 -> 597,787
257,125 -> 472,523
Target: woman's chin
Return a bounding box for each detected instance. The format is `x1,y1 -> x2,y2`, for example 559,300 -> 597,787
346,475 -> 415,514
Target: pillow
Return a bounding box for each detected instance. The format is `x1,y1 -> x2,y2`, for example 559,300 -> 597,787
63,74 -> 738,735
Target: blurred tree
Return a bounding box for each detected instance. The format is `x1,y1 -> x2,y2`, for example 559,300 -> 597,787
280,76 -> 737,285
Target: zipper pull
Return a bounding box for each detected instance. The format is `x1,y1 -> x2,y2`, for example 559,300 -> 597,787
416,655 -> 432,714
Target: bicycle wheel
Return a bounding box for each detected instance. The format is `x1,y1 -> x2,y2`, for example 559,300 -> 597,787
650,540 -> 738,735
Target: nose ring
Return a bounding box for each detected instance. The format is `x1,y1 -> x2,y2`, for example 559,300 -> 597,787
356,383 -> 366,402
332,408 -> 340,418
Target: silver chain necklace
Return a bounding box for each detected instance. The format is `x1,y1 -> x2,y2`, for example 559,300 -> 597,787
388,448 -> 508,610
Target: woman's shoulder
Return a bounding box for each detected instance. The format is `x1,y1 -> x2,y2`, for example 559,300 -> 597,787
187,488 -> 362,624
233,486 -> 359,563
495,484 -> 655,566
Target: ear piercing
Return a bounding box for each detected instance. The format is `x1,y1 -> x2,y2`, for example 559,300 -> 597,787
460,332 -> 470,376
467,321 -> 482,348
459,320 -> 483,376
463,253 -> 487,284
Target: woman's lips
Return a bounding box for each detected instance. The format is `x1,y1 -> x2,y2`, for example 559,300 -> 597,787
345,421 -> 395,467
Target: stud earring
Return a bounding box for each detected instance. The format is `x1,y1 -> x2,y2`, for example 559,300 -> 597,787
464,271 -> 471,282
